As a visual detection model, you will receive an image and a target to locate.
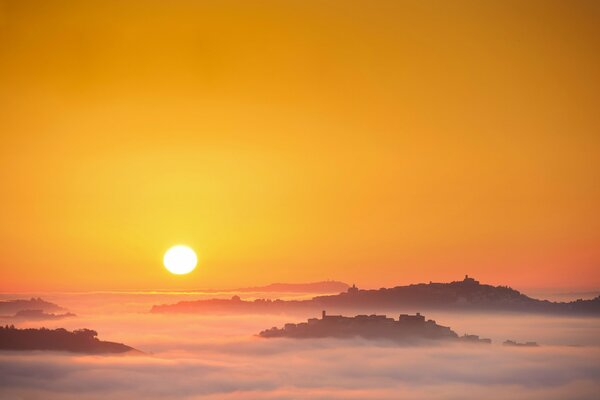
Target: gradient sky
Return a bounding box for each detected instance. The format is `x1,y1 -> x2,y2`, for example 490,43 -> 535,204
0,0 -> 599,292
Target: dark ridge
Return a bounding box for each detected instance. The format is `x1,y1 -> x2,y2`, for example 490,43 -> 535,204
0,309 -> 77,321
259,310 -> 491,344
151,276 -> 600,315
0,298 -> 65,315
0,326 -> 139,354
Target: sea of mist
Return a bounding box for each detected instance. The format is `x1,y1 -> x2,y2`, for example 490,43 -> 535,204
1,291 -> 599,399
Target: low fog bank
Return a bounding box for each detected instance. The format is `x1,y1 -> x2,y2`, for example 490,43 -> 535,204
522,289 -> 600,302
4,308 -> 599,350
4,310 -> 600,351
1,292 -> 599,399
1,340 -> 599,399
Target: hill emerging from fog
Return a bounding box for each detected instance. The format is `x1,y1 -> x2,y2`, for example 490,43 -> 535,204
151,276 -> 600,315
260,311 -> 492,344
1,309 -> 76,321
0,326 -> 138,354
0,298 -> 65,315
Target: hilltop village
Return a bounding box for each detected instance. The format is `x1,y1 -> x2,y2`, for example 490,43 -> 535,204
260,311 -> 491,344
151,275 -> 600,315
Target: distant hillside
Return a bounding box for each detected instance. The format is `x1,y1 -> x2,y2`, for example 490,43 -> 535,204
151,276 -> 600,315
311,276 -> 600,313
0,298 -> 65,315
260,311 -> 491,344
232,281 -> 349,293
0,326 -> 138,354
1,309 -> 76,321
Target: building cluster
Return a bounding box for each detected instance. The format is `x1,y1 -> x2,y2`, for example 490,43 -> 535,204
260,310 -> 459,341
460,334 -> 492,344
461,275 -> 480,285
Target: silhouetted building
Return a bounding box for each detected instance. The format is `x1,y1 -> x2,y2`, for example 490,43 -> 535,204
460,334 -> 492,344
399,312 -> 425,323
462,275 -> 479,285
347,284 -> 359,294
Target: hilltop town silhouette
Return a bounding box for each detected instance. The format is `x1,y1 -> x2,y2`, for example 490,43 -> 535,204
260,310 -> 492,344
151,275 -> 600,315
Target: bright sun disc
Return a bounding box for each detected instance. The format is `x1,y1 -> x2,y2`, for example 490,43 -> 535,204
163,245 -> 197,275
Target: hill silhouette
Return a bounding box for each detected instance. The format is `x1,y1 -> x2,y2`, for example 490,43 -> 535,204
151,276 -> 600,315
0,298 -> 65,315
260,310 -> 492,344
0,326 -> 138,354
0,309 -> 76,321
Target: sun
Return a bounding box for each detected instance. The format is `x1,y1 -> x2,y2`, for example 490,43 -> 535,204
163,245 -> 197,275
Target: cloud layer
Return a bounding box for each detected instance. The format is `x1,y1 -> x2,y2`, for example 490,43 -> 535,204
1,293 -> 599,399
1,340 -> 599,399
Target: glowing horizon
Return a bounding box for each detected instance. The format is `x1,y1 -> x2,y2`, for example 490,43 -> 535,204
1,0 -> 599,293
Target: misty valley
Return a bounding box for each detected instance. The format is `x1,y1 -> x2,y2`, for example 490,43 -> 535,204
1,277 -> 599,399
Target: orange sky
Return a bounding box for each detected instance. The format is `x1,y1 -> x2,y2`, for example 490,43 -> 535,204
0,0 -> 599,292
